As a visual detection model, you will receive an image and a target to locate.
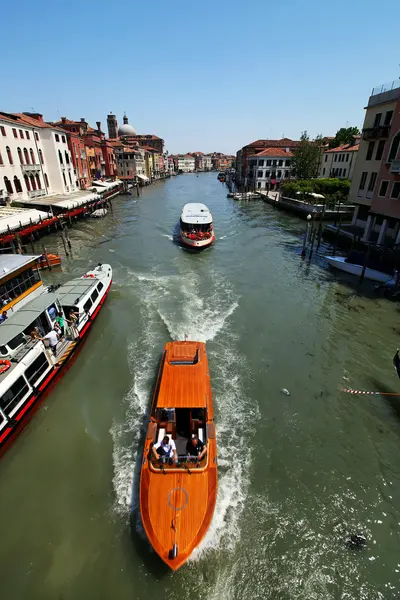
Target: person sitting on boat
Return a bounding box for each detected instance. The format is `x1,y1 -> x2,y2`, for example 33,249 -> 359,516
152,435 -> 178,465
186,434 -> 206,462
0,310 -> 8,324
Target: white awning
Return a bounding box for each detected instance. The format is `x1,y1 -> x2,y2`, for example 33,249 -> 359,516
0,208 -> 50,234
136,174 -> 149,181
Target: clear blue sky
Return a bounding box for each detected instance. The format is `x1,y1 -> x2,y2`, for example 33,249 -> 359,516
2,0 -> 400,154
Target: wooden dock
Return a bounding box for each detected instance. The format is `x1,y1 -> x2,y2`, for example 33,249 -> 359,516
258,191 -> 354,221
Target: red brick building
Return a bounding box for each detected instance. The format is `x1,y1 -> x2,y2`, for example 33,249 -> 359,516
53,117 -> 116,184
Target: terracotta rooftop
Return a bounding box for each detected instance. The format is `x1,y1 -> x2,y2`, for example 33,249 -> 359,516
246,138 -> 300,149
133,134 -> 162,140
251,148 -> 294,158
0,112 -> 66,133
325,142 -> 359,153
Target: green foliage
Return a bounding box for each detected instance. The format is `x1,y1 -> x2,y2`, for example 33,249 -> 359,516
292,131 -> 321,180
282,178 -> 351,204
329,126 -> 360,148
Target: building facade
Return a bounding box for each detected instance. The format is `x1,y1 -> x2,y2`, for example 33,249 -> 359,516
177,155 -> 195,172
319,138 -> 359,180
236,138 -> 300,187
349,80 -> 400,243
0,111 -> 77,203
248,148 -> 294,190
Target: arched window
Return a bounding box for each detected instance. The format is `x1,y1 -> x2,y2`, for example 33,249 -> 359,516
44,173 -> 49,188
35,174 -> 41,189
4,177 -> 13,194
58,150 -> 63,165
24,175 -> 31,191
68,171 -> 72,184
14,176 -> 22,193
65,151 -> 70,164
17,147 -> 23,164
6,146 -> 13,165
30,175 -> 36,190
63,172 -> 67,186
39,149 -> 44,164
388,132 -> 400,163
30,148 -> 35,164
23,148 -> 29,164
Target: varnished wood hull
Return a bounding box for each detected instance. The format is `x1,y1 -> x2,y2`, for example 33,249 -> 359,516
139,341 -> 217,570
140,442 -> 217,570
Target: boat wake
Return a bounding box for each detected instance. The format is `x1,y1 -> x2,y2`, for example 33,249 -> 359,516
110,266 -> 258,566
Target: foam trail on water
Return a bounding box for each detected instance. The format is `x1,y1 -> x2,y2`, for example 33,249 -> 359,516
110,266 -> 258,567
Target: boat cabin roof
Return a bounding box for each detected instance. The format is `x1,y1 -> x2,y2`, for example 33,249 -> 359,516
157,341 -> 210,408
56,278 -> 99,306
181,203 -> 212,225
0,254 -> 40,280
0,292 -> 58,346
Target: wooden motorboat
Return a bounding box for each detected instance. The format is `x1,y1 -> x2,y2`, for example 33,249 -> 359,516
37,253 -> 61,270
140,341 -> 217,571
325,255 -> 394,283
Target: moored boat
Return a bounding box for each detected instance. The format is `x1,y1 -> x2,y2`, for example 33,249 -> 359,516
0,263 -> 112,454
37,252 -> 62,270
140,341 -> 217,571
325,255 -> 393,283
180,203 -> 215,249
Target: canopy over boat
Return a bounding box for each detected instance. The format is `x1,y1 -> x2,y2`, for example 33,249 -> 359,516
181,203 -> 212,225
157,342 -> 210,409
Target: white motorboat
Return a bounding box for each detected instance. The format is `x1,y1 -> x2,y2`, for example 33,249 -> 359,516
325,255 -> 393,283
180,203 -> 215,249
91,208 -> 108,218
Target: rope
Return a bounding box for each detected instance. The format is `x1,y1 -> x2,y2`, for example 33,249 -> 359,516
341,388 -> 400,397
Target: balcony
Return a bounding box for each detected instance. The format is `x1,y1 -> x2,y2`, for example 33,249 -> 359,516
362,125 -> 390,140
391,160 -> 400,174
28,189 -> 46,199
22,163 -> 41,172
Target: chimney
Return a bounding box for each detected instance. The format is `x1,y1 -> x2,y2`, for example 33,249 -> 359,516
61,117 -> 66,123
23,112 -> 44,123
96,121 -> 101,131
80,118 -> 85,122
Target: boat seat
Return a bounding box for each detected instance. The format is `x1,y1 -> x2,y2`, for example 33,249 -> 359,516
157,428 -> 166,444
192,428 -> 205,442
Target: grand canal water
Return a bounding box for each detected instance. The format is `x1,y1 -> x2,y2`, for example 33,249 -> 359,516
1,172 -> 400,599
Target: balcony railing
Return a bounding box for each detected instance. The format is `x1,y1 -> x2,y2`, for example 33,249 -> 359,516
391,159 -> 400,174
28,189 -> 46,199
371,80 -> 400,97
22,163 -> 41,172
362,125 -> 391,140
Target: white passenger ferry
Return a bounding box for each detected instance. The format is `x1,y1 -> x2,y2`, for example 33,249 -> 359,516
0,262 -> 112,455
180,203 -> 215,249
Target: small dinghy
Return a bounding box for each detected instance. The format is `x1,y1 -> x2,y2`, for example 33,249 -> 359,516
91,208 -> 108,218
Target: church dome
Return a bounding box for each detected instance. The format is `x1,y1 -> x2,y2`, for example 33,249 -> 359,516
118,114 -> 136,136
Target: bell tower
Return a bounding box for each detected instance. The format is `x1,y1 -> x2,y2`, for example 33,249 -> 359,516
107,112 -> 118,139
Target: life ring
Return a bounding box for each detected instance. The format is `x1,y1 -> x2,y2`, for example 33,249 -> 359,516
0,360 -> 11,374
83,274 -> 95,278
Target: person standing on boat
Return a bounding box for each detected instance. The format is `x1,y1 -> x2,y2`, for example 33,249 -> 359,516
186,434 -> 207,462
152,435 -> 178,465
38,329 -> 59,357
55,311 -> 71,340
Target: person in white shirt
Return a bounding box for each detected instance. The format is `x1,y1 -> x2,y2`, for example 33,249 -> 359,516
38,329 -> 59,356
152,435 -> 178,465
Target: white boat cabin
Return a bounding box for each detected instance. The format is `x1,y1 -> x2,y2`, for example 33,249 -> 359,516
0,264 -> 111,434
